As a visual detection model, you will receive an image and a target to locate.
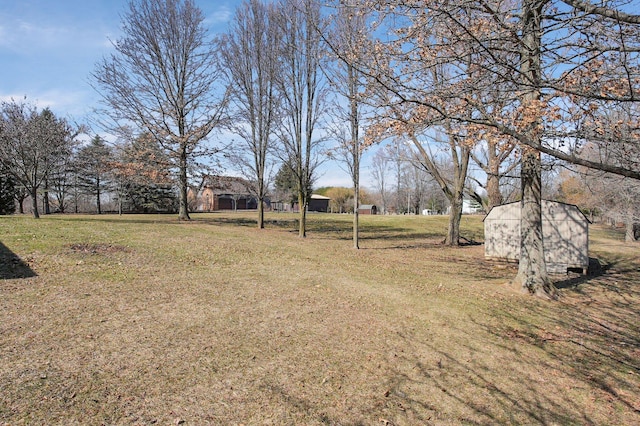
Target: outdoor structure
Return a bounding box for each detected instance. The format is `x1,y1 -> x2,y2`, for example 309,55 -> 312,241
422,208 -> 442,215
445,199 -> 483,215
194,176 -> 264,211
277,194 -> 331,213
307,194 -> 330,213
358,204 -> 377,215
271,200 -> 291,212
484,200 -> 590,274
463,199 -> 483,214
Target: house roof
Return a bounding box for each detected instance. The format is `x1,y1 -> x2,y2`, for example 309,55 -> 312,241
203,175 -> 253,195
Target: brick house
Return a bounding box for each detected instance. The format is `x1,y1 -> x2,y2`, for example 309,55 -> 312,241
193,176 -> 267,211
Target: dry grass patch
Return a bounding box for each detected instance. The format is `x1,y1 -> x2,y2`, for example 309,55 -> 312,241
0,213 -> 638,425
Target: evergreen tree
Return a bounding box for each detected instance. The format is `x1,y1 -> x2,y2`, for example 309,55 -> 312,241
111,133 -> 178,213
0,169 -> 16,215
76,136 -> 113,214
274,161 -> 311,207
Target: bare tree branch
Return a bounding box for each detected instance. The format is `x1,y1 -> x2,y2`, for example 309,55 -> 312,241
561,0 -> 640,23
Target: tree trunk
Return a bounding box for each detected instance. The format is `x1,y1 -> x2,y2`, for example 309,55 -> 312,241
512,0 -> 557,300
57,194 -> 66,213
351,61 -> 360,250
513,150 -> 557,298
96,178 -> 102,215
353,184 -> 360,249
298,192 -> 307,238
257,177 -> 265,229
178,147 -> 190,220
258,198 -> 264,229
352,128 -> 360,249
625,204 -> 636,242
43,180 -> 51,215
31,188 -> 39,219
486,162 -> 503,211
446,195 -> 462,246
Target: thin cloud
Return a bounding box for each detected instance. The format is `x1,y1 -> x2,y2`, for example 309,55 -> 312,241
0,90 -> 94,118
0,25 -> 7,46
0,13 -> 118,55
0,18 -> 71,51
206,5 -> 233,26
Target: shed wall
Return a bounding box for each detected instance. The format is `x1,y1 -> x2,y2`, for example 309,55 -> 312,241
484,201 -> 589,273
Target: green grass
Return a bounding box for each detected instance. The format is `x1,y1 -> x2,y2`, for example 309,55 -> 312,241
1,212 -> 638,425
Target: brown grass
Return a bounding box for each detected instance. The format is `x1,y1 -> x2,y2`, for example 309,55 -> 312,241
1,212 -> 638,425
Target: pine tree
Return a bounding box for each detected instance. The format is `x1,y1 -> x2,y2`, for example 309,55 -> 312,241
0,170 -> 16,215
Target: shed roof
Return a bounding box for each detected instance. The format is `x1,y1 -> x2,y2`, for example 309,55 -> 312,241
311,194 -> 330,200
484,200 -> 590,223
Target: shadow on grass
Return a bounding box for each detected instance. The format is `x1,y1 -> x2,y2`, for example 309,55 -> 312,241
0,241 -> 37,279
554,257 -> 611,290
380,254 -> 640,425
49,213 -> 484,249
200,216 -> 258,227
199,214 -> 442,242
60,213 -> 182,225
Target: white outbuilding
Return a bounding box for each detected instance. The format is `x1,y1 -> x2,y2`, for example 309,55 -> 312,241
484,200 -> 590,274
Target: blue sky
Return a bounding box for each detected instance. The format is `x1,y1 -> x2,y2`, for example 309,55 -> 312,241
0,0 -> 371,188
0,0 -> 237,119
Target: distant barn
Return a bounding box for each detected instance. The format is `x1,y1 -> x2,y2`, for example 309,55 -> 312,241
358,204 -> 377,215
308,194 -> 330,212
195,175 -> 261,211
484,200 -> 590,274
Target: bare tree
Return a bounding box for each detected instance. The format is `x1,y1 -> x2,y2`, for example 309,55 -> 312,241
590,173 -> 640,241
274,0 -> 328,237
93,0 -> 228,220
48,144 -> 79,213
324,186 -> 353,213
219,0 -> 281,229
368,102 -> 474,244
408,124 -> 472,245
399,153 -> 435,215
324,0 -> 371,248
14,185 -> 28,214
0,100 -> 76,218
470,136 -> 519,211
370,147 -> 390,214
355,12 -> 482,244
564,103 -> 640,241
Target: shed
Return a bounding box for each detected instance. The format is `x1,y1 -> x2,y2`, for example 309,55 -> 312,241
358,204 -> 377,215
308,194 -> 330,212
484,200 -> 589,274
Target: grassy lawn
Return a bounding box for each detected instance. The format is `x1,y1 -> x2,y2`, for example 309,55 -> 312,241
1,212 -> 638,425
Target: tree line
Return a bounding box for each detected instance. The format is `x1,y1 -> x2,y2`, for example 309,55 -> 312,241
1,0 -> 638,299
0,114 -> 178,217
